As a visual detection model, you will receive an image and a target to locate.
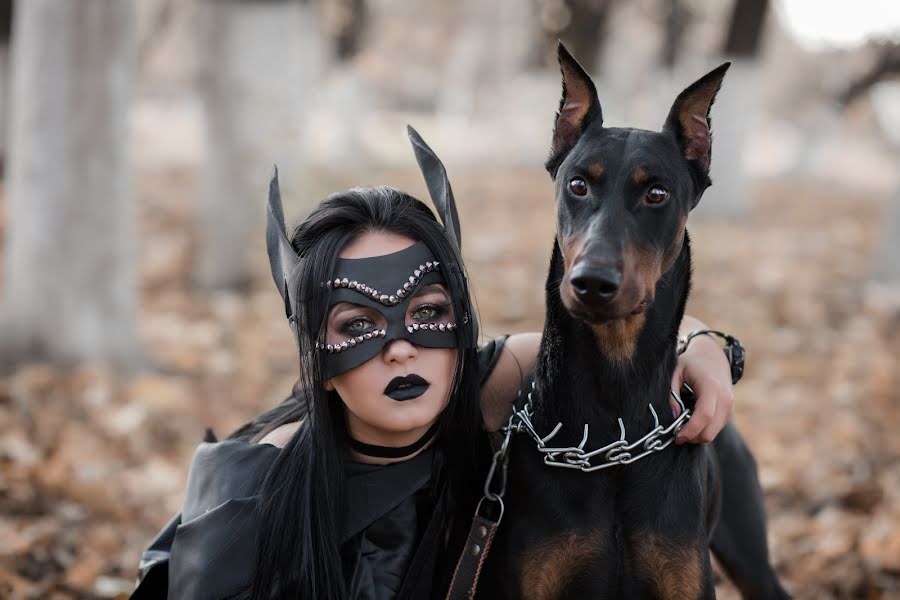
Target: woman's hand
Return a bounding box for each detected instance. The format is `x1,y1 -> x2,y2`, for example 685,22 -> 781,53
670,318 -> 734,445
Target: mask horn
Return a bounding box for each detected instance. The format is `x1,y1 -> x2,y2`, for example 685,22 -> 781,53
265,166 -> 301,318
406,125 -> 462,250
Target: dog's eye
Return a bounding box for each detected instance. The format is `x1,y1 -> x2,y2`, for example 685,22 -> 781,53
646,185 -> 669,204
568,177 -> 588,197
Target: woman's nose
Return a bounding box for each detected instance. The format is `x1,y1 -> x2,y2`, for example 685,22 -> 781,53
381,338 -> 418,364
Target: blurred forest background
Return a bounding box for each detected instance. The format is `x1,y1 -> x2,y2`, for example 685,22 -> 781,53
0,0 -> 898,598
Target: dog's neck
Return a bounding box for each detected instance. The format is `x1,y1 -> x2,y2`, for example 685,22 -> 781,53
533,233 -> 692,435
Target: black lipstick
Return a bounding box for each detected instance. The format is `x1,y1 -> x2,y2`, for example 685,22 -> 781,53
384,374 -> 430,401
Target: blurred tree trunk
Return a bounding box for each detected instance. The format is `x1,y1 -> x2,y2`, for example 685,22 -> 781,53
696,0 -> 768,217
0,0 -> 13,175
723,0 -> 768,58
324,0 -> 366,62
498,0 -> 540,76
872,188 -> 900,282
660,0 -> 687,69
438,0 -> 493,117
194,0 -> 315,290
840,42 -> 900,106
440,0 -> 539,119
1,0 -> 140,370
536,0 -> 609,71
559,0 -> 609,73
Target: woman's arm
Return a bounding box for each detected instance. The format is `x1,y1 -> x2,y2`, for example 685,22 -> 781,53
480,333 -> 541,431
479,315 -> 735,442
261,313 -> 735,442
669,315 -> 734,445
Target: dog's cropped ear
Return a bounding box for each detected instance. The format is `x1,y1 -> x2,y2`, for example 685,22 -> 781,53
546,43 -> 603,178
662,62 -> 730,190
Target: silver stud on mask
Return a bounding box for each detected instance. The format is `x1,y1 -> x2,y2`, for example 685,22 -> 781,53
322,262 -> 441,307
315,328 -> 388,354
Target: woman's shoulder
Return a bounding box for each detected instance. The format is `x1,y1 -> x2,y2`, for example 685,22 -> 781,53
180,439 -> 280,522
257,421 -> 302,447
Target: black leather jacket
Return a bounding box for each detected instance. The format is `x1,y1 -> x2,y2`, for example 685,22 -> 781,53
130,338 -> 507,600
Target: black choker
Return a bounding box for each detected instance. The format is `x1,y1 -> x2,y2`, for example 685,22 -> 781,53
349,421 -> 440,459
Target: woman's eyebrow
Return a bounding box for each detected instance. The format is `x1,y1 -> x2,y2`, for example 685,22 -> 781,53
328,302 -> 364,319
415,284 -> 450,300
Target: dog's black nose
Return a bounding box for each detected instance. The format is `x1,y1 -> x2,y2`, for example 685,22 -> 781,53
570,264 -> 622,304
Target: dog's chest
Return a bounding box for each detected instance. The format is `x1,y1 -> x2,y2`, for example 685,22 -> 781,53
494,438 -> 708,600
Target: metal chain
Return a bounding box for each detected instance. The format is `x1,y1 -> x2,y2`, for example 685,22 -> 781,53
502,380 -> 693,473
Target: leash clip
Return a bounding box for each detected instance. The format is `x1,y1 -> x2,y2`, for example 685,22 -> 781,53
483,425 -> 512,503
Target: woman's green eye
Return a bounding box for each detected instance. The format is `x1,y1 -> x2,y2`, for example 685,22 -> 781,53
413,305 -> 438,320
346,317 -> 372,332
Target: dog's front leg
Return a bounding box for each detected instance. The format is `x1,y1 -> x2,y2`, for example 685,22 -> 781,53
622,449 -> 717,600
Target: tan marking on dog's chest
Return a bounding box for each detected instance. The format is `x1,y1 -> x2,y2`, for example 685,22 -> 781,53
632,533 -> 703,600
591,313 -> 647,364
519,529 -> 607,600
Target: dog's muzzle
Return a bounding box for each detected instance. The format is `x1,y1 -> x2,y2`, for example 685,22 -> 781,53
569,263 -> 622,306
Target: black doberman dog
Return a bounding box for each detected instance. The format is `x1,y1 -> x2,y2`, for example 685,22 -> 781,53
477,45 -> 789,599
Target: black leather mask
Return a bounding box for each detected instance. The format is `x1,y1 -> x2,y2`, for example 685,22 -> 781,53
266,126 -> 478,375
318,240 -> 461,377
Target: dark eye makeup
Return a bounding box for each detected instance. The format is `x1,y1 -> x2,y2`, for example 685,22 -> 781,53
327,283 -> 455,339
340,315 -> 376,334
410,302 -> 450,321
408,285 -> 453,322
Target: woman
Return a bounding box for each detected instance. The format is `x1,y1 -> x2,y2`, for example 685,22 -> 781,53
132,131 -> 736,600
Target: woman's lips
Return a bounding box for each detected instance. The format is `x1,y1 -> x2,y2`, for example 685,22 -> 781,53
384,374 -> 430,401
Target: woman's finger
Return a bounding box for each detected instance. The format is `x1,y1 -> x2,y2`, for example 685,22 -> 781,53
695,390 -> 731,444
669,364 -> 685,417
675,378 -> 717,444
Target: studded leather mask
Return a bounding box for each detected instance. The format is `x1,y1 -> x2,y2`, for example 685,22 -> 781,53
266,126 -> 478,377
318,240 -> 464,377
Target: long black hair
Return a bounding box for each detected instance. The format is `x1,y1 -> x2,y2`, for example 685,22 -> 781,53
249,187 -> 484,599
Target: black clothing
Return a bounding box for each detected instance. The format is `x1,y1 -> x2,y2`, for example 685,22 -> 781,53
131,337 -> 507,600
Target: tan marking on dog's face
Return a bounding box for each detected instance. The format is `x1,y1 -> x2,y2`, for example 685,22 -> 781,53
660,215 -> 687,275
634,246 -> 663,302
561,235 -> 585,276
587,162 -> 605,179
559,234 -> 587,312
632,533 -> 703,600
584,243 -> 658,363
519,530 -> 607,600
631,166 -> 650,187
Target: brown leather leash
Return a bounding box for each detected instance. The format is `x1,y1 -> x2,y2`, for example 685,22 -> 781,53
444,378 -> 521,600
444,498 -> 503,600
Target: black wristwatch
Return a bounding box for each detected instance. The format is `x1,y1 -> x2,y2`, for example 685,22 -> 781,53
677,329 -> 745,385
